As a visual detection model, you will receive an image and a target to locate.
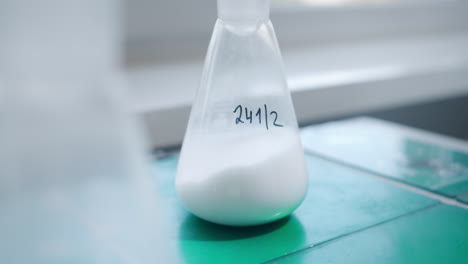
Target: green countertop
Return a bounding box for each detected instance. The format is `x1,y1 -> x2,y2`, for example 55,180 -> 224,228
301,117 -> 468,198
155,156 -> 435,264
153,117 -> 468,263
269,205 -> 468,264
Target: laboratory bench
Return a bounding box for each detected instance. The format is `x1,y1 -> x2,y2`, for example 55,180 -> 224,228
153,117 -> 468,264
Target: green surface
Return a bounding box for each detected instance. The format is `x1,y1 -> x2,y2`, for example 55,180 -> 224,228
154,153 -> 435,264
301,117 -> 468,197
269,205 -> 468,264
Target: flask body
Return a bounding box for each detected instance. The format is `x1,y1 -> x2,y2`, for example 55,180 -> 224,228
176,19 -> 308,226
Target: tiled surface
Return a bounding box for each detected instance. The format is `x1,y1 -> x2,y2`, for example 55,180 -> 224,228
154,154 -> 436,264
301,117 -> 468,197
269,205 -> 468,264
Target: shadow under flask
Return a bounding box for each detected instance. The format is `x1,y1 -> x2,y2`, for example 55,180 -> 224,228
176,0 -> 308,226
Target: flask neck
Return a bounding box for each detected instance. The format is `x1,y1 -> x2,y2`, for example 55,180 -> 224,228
217,0 -> 270,23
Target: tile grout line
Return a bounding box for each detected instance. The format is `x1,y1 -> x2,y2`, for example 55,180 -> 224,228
304,149 -> 468,210
261,245 -> 315,264
262,203 -> 439,263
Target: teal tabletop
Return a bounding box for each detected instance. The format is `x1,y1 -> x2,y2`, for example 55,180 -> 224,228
301,117 -> 468,198
269,205 -> 468,264
153,117 -> 468,263
154,155 -> 435,263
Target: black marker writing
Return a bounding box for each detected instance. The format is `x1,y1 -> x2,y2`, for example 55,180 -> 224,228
233,104 -> 283,129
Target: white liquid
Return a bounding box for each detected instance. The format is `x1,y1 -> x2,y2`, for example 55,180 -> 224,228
176,129 -> 308,226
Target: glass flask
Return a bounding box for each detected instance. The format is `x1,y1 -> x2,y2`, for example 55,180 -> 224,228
176,0 -> 308,226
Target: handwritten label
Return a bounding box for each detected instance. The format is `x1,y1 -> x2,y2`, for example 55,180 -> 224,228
233,104 -> 283,130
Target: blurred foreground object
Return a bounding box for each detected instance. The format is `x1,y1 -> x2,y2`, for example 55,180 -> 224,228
0,0 -> 175,263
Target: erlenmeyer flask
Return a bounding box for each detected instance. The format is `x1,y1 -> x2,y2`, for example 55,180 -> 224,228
176,0 -> 308,226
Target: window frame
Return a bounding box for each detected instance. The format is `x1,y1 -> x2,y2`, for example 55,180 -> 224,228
125,0 -> 468,65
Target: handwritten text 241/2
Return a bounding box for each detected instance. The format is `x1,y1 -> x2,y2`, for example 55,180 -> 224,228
233,104 -> 283,130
